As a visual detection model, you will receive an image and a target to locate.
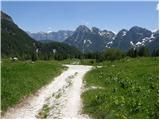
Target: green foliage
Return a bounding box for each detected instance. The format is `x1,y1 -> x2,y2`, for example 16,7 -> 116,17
127,47 -> 150,57
80,59 -> 96,65
1,18 -> 37,60
152,48 -> 159,57
104,48 -> 125,61
85,48 -> 126,62
82,57 -> 159,119
37,104 -> 50,118
31,52 -> 38,61
37,41 -> 82,61
1,59 -> 65,113
83,52 -> 100,59
138,46 -> 149,57
127,48 -> 138,57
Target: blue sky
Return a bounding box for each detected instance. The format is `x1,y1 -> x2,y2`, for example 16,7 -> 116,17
2,1 -> 159,33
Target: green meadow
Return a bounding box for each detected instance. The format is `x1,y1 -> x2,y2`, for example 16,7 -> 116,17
1,60 -> 65,113
82,57 -> 159,119
1,57 -> 159,119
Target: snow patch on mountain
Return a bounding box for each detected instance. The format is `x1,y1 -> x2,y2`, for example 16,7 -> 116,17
105,44 -> 110,48
150,33 -> 155,39
105,41 -> 113,48
107,41 -> 113,45
88,40 -> 92,44
136,42 -> 141,45
84,39 -> 92,44
130,41 -> 134,46
122,31 -> 127,36
130,32 -> 157,48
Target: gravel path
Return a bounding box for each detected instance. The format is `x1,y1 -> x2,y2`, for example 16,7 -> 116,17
3,65 -> 92,119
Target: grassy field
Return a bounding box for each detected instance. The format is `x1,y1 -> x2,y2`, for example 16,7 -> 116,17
82,57 -> 159,119
1,60 -> 65,113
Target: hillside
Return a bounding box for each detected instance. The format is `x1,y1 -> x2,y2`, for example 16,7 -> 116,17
1,11 -> 38,59
1,11 -> 82,60
37,41 -> 82,60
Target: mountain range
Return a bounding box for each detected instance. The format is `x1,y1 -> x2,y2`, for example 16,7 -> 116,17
64,25 -> 116,52
1,11 -> 159,57
28,25 -> 159,53
64,25 -> 159,53
27,30 -> 73,42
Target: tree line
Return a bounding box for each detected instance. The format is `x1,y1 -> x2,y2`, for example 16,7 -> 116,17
3,39 -> 158,62
83,47 -> 159,62
28,41 -> 82,61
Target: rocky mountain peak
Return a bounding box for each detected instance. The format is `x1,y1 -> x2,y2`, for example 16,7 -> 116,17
129,26 -> 151,34
117,29 -> 128,36
91,27 -> 100,34
75,25 -> 91,33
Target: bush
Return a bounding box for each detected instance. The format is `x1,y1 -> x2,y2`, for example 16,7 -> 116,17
104,48 -> 125,61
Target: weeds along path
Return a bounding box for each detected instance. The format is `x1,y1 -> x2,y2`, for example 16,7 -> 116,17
3,65 -> 92,119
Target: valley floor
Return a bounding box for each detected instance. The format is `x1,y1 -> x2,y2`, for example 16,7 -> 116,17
3,65 -> 92,119
2,57 -> 158,119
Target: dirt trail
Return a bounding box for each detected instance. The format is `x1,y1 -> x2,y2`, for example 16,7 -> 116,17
3,65 -> 92,119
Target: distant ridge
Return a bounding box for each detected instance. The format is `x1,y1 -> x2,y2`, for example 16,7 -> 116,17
64,25 -> 159,53
27,30 -> 73,42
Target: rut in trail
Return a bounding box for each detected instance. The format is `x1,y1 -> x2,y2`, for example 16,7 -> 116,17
3,65 -> 92,119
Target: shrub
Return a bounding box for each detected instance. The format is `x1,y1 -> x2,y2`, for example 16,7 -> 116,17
104,48 -> 125,61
